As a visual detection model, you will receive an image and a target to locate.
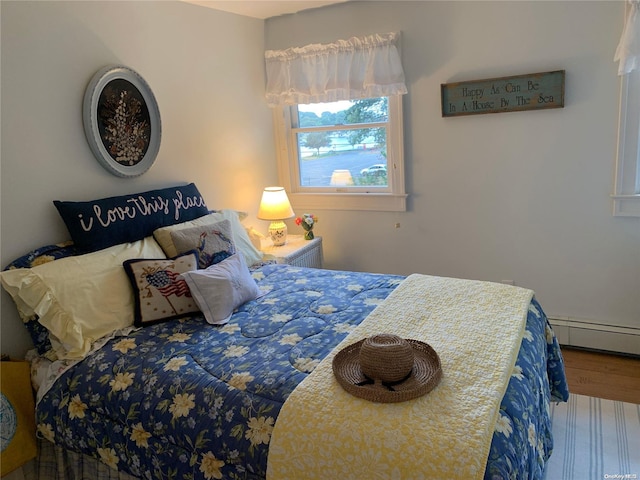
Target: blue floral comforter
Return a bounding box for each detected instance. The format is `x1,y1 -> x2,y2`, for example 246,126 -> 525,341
35,264 -> 569,480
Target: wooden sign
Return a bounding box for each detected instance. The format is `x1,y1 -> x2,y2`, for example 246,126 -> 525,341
441,70 -> 565,117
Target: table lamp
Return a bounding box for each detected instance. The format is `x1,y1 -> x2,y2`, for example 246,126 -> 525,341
257,187 -> 295,246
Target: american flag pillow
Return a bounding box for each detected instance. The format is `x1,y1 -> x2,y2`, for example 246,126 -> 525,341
123,251 -> 199,327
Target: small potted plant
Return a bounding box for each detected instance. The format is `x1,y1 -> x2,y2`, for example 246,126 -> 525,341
295,213 -> 318,240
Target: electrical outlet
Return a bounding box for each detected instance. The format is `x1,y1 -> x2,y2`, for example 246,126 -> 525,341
500,280 -> 515,286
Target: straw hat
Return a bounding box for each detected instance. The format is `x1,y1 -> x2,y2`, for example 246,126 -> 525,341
332,334 -> 442,403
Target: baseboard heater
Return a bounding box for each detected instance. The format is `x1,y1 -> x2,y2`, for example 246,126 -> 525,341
548,316 -> 640,356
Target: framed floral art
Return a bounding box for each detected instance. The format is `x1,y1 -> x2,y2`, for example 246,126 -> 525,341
82,65 -> 161,177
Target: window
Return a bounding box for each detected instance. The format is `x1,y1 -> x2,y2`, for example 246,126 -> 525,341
265,32 -> 408,211
612,69 -> 640,217
273,96 -> 406,211
612,0 -> 640,216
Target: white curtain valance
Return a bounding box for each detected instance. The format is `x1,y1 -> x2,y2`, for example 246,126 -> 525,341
265,32 -> 407,107
615,0 -> 640,75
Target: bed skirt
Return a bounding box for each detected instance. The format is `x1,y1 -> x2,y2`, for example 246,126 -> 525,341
28,439 -> 140,480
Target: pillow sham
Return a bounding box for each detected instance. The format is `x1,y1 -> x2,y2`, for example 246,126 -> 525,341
53,183 -> 209,253
154,209 -> 263,266
123,252 -> 199,327
2,242 -> 78,355
179,253 -> 260,325
170,219 -> 235,269
0,237 -> 165,360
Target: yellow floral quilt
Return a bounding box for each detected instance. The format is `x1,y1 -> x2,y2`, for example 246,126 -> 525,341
267,274 -> 533,480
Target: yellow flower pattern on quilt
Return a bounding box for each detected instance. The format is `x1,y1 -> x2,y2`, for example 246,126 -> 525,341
267,274 -> 533,480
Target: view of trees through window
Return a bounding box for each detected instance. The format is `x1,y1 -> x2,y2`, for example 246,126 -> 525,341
295,98 -> 389,187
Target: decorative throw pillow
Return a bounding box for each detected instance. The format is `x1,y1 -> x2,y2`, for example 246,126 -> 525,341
53,183 -> 209,253
169,219 -> 236,269
123,252 -> 200,327
0,361 -> 37,476
153,210 -> 264,266
0,237 -> 165,360
179,253 -> 261,325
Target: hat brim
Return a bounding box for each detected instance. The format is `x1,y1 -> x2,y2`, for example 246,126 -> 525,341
332,338 -> 442,403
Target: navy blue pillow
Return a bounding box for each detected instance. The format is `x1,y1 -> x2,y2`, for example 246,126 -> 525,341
54,183 -> 209,253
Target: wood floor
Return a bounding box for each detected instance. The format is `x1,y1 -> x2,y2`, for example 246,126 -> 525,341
560,346 -> 640,404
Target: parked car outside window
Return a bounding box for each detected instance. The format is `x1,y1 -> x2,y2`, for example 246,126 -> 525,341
360,164 -> 387,176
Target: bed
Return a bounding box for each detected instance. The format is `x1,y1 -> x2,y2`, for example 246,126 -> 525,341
1,184 -> 569,480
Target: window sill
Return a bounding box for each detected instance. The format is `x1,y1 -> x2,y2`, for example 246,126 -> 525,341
611,194 -> 640,217
288,192 -> 407,212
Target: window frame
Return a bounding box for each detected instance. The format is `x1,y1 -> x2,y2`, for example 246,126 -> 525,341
272,95 -> 407,212
612,69 -> 640,217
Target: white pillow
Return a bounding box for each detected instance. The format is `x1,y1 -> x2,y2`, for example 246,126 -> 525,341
0,237 -> 165,360
154,210 -> 263,266
245,225 -> 266,251
179,253 -> 260,325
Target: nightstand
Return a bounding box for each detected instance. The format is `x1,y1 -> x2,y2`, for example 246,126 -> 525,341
260,235 -> 323,268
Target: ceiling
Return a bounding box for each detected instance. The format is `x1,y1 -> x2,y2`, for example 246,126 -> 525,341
182,1 -> 348,19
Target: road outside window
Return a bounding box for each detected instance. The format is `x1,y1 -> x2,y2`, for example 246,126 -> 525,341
295,98 -> 389,188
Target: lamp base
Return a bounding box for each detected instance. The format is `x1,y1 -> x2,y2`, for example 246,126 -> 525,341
268,220 -> 288,246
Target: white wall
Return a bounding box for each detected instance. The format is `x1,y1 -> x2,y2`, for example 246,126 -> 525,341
266,1 -> 640,344
0,1 -> 277,358
2,1 -> 638,358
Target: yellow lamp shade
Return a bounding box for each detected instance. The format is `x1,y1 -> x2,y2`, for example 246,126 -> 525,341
257,187 -> 295,221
